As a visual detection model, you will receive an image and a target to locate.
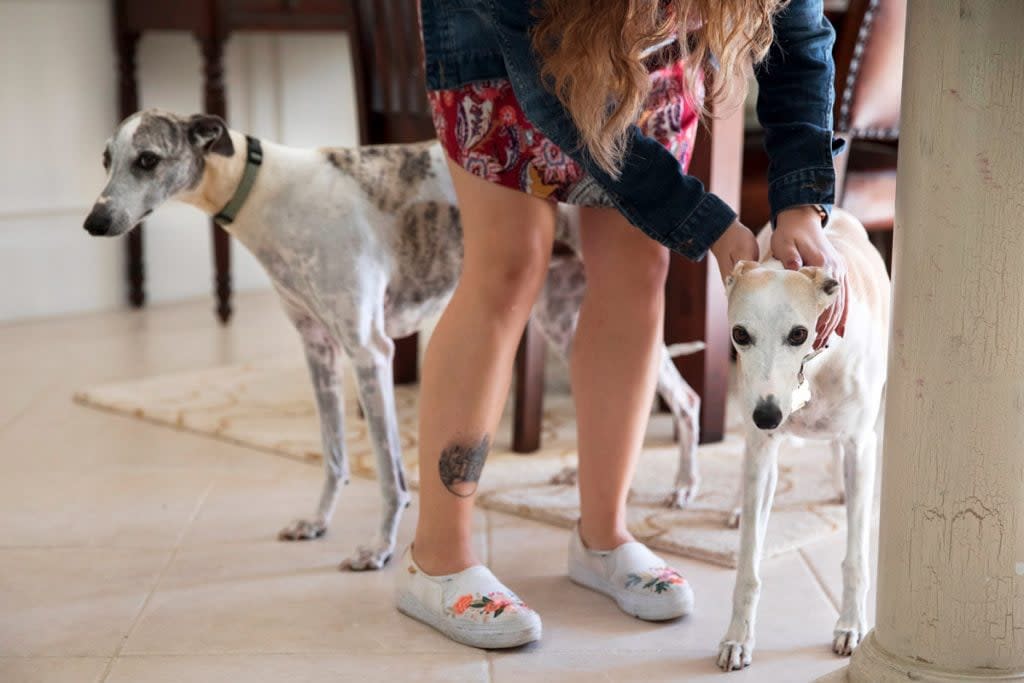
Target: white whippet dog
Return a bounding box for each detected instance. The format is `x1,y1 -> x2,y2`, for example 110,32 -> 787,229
716,209 -> 889,671
83,110 -> 704,571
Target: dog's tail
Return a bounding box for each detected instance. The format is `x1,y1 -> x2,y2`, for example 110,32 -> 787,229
666,341 -> 705,357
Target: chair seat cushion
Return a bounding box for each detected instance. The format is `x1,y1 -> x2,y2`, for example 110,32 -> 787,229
842,169 -> 896,231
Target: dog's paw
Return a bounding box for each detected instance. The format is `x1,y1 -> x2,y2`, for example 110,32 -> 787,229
726,508 -> 742,529
717,640 -> 754,671
278,518 -> 327,541
832,627 -> 863,656
664,483 -> 699,509
549,466 -> 578,486
339,543 -> 393,572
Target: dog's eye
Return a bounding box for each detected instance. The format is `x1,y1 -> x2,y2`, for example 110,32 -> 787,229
135,152 -> 160,171
788,326 -> 809,346
102,150 -> 111,170
732,326 -> 752,347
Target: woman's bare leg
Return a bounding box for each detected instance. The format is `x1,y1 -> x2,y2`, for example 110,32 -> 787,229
572,206 -> 670,550
412,161 -> 557,575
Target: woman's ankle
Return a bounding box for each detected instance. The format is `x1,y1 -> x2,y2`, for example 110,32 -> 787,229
411,537 -> 480,576
577,519 -> 634,552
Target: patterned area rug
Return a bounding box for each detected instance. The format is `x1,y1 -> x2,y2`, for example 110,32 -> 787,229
75,355 -> 845,567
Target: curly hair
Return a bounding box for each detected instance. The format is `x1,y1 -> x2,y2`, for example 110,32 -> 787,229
532,0 -> 788,177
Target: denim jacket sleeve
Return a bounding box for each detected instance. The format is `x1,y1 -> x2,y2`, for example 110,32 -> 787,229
484,0 -> 735,261
475,0 -> 839,259
755,0 -> 844,223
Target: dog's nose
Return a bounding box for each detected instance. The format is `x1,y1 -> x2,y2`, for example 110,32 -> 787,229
752,399 -> 783,430
83,209 -> 112,236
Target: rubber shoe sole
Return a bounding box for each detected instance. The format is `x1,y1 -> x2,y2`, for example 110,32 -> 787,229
568,562 -> 694,621
396,590 -> 542,649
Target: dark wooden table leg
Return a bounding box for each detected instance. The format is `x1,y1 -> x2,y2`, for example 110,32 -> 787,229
664,97 -> 744,444
198,33 -> 233,324
664,254 -> 730,443
512,318 -> 546,453
392,333 -> 419,385
117,30 -> 145,308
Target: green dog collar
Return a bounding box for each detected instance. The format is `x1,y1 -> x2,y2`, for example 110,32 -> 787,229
214,135 -> 262,225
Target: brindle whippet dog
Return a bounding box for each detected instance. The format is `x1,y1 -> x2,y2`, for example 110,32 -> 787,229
717,209 -> 889,670
83,110 -> 704,571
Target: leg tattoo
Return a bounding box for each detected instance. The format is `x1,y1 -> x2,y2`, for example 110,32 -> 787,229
438,436 -> 491,497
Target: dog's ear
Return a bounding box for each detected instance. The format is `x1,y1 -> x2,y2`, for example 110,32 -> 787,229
187,114 -> 235,157
799,266 -> 840,307
725,260 -> 760,297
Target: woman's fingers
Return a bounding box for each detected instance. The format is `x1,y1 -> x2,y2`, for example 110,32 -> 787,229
775,239 -> 803,270
741,226 -> 760,262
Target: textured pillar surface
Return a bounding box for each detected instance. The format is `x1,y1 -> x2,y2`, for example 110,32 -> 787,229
824,2 -> 1024,681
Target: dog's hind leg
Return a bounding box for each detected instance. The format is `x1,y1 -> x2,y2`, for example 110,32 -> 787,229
533,253 -> 584,360
657,346 -> 702,508
832,430 -> 876,656
533,254 -> 584,488
279,321 -> 349,541
341,327 -> 412,571
533,254 -> 704,505
726,483 -> 744,529
718,431 -> 780,671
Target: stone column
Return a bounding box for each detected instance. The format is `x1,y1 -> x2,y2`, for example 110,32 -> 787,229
823,2 -> 1024,681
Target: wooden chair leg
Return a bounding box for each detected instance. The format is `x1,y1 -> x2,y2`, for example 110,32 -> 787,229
199,33 -> 233,324
117,30 -> 145,308
512,318 -> 545,453
392,333 -> 419,385
664,254 -> 730,443
664,86 -> 744,444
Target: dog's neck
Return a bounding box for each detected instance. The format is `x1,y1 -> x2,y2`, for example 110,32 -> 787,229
178,130 -> 251,220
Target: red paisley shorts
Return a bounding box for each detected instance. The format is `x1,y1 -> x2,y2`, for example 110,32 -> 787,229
427,61 -> 702,206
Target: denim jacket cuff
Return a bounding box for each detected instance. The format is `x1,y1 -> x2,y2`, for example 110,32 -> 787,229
768,166 -> 837,227
663,192 -> 737,261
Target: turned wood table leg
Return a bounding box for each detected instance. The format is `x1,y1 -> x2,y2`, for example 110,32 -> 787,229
198,33 -> 233,324
117,30 -> 145,308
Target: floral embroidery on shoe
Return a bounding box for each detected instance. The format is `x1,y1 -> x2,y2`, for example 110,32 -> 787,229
625,568 -> 686,594
448,592 -> 525,619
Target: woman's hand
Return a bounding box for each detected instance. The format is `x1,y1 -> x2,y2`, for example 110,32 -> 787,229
710,220 -> 758,281
772,206 -> 847,349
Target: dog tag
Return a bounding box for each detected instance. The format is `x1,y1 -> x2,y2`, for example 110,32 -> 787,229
797,348 -> 823,385
793,348 -> 822,412
792,378 -> 811,413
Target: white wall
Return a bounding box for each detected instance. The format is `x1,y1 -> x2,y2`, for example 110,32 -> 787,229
0,0 -> 359,322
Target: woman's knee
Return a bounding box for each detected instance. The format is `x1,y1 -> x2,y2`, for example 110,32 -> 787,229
590,240 -> 670,301
462,230 -> 552,312
632,245 -> 671,295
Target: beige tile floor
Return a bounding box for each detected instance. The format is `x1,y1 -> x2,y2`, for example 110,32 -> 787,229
0,292 -> 875,683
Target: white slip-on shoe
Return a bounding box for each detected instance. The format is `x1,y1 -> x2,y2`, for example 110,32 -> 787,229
394,546 -> 542,649
568,527 -> 694,621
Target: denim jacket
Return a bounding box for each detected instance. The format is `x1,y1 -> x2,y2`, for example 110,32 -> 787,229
421,0 -> 843,260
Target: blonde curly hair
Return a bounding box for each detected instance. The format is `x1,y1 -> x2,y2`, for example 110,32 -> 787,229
532,0 -> 788,177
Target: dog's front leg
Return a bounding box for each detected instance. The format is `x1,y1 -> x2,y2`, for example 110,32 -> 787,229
718,431 -> 780,671
279,328 -> 349,541
830,439 -> 847,505
833,429 -> 876,655
341,334 -> 412,571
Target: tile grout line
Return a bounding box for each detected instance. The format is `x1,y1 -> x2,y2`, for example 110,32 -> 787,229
485,652 -> 495,683
798,548 -> 840,613
0,375 -> 61,435
97,657 -> 115,683
97,480 -> 215,682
